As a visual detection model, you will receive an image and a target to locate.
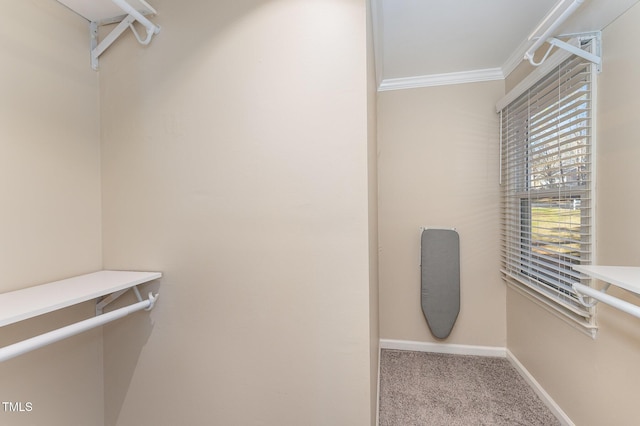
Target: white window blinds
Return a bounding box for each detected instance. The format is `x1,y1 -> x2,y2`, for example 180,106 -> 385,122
500,49 -> 595,326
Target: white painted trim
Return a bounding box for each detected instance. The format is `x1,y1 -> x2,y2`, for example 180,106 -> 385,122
370,0 -> 384,89
506,282 -> 598,339
378,68 -> 504,91
501,37 -> 533,79
506,349 -> 575,426
379,338 -> 506,358
376,344 -> 381,426
495,46 -> 573,112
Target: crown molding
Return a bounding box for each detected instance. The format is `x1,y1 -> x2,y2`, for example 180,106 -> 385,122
501,38 -> 532,79
378,67 -> 504,91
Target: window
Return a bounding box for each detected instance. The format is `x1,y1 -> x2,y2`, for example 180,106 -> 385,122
500,48 -> 595,330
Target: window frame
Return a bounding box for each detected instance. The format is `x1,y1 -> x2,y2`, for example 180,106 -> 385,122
499,41 -> 598,335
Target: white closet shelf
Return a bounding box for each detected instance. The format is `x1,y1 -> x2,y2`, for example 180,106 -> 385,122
573,265 -> 640,295
0,270 -> 161,327
57,0 -> 148,23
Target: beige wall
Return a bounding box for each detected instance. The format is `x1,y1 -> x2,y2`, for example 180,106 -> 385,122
506,3 -> 640,425
378,81 -> 506,347
0,1 -> 103,425
99,0 -> 375,425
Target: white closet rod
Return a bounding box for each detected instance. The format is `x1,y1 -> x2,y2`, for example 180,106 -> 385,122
573,283 -> 640,319
524,0 -> 583,66
0,293 -> 156,363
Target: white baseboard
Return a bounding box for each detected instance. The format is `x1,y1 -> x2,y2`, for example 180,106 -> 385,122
378,339 -> 573,426
379,338 -> 506,358
376,346 -> 381,426
506,349 -> 575,426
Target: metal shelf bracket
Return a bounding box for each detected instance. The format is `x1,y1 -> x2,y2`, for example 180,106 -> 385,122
95,285 -> 159,315
90,0 -> 161,70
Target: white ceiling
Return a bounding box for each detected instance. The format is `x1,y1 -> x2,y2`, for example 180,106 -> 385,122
56,0 -> 639,87
373,0 -> 640,89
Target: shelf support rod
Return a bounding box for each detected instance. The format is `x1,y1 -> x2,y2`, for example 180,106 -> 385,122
95,285 -> 149,315
96,288 -> 130,315
90,0 -> 161,70
573,282 -> 640,319
0,293 -> 158,363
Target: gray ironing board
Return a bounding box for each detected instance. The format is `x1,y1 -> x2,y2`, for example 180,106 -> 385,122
420,228 -> 460,339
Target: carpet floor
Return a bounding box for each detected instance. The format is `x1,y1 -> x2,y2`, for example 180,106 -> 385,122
378,349 -> 561,426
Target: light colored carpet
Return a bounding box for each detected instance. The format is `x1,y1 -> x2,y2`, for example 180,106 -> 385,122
378,349 -> 561,426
